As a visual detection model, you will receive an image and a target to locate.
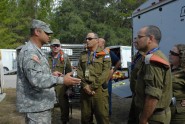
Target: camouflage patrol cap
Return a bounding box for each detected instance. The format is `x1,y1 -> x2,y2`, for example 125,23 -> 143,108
51,39 -> 61,45
31,19 -> 53,34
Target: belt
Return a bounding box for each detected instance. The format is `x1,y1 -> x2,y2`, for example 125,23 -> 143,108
153,107 -> 170,115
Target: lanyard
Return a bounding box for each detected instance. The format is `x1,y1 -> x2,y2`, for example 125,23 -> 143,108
146,47 -> 159,55
131,47 -> 159,70
87,50 -> 96,65
131,52 -> 142,70
52,53 -> 60,71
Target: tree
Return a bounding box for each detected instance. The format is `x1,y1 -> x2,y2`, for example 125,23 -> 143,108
0,0 -> 54,49
51,0 -> 146,46
0,0 -> 146,48
0,0 -> 32,48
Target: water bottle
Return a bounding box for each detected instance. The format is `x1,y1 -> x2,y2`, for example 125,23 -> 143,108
73,70 -> 77,78
72,69 -> 79,89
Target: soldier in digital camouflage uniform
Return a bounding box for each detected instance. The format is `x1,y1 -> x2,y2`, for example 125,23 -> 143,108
16,19 -> 81,124
48,39 -> 72,124
77,32 -> 111,124
169,44 -> 185,124
134,25 -> 172,124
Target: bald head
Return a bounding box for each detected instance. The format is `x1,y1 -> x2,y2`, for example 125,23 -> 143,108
98,38 -> 105,49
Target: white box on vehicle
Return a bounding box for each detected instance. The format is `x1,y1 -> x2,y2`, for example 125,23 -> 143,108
132,0 -> 185,56
108,45 -> 131,69
0,49 -> 16,72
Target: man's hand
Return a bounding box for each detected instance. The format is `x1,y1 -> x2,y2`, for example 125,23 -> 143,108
83,84 -> 95,95
53,71 -> 63,77
63,72 -> 81,86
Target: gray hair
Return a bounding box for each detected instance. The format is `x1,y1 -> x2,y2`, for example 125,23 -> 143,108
145,25 -> 161,43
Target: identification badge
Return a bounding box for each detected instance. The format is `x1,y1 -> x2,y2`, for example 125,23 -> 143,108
85,69 -> 90,78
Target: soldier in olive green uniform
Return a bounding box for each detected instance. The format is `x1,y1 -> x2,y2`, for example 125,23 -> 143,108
77,33 -> 111,124
134,25 -> 172,124
128,51 -> 143,124
169,44 -> 185,124
48,39 -> 72,124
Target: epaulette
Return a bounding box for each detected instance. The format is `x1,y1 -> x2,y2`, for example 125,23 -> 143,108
144,54 -> 170,69
96,47 -> 110,57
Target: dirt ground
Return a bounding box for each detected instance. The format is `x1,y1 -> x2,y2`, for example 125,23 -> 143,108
0,89 -> 132,124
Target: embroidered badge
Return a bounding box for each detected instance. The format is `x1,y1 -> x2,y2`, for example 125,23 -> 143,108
32,55 -> 40,64
104,55 -> 110,59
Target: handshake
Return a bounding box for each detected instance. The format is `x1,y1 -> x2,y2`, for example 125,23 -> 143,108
53,71 -> 81,86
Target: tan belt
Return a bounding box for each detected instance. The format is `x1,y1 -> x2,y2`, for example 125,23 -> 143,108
153,107 -> 170,115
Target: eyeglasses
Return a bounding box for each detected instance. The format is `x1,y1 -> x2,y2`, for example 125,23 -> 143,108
51,44 -> 60,47
137,35 -> 148,39
169,50 -> 179,56
85,37 -> 97,41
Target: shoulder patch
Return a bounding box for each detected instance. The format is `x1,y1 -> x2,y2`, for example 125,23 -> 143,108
32,55 -> 40,64
104,54 -> 110,59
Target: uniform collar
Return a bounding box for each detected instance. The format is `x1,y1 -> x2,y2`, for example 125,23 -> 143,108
96,47 -> 103,53
28,40 -> 45,56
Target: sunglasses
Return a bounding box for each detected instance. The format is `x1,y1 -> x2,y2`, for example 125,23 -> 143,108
51,44 -> 60,47
85,37 -> 97,41
169,50 -> 179,56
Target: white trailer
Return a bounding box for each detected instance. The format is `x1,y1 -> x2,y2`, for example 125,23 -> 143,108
108,45 -> 131,69
0,49 -> 17,73
132,0 -> 185,56
109,46 -> 132,98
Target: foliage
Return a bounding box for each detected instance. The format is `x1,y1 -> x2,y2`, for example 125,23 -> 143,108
0,0 -> 53,49
51,0 -> 146,46
0,0 -> 146,48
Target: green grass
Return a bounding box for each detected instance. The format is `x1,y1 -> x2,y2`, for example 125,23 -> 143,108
0,88 -> 81,124
0,88 -> 25,124
0,88 -> 130,124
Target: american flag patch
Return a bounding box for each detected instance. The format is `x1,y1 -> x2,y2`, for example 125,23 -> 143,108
104,55 -> 110,58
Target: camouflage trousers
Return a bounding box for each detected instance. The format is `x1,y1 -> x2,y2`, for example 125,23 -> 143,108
25,109 -> 51,124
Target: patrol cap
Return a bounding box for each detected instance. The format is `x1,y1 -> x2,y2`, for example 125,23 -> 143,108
31,19 -> 53,34
50,39 -> 61,45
